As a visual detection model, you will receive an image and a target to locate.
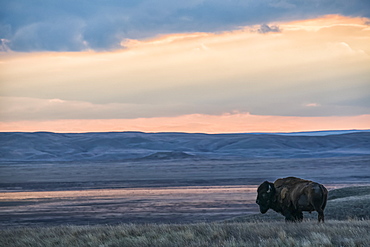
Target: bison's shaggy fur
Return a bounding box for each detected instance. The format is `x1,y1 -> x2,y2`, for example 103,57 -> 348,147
256,177 -> 328,222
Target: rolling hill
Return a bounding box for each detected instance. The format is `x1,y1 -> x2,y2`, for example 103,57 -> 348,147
0,131 -> 369,162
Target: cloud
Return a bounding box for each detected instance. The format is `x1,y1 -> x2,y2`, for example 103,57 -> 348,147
0,96 -> 179,121
269,0 -> 296,9
11,19 -> 88,51
305,103 -> 320,107
1,0 -> 370,51
1,15 -> 369,122
257,24 -> 281,33
0,39 -> 10,52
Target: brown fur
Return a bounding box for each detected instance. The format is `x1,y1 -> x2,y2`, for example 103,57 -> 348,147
256,177 -> 328,222
274,177 -> 328,222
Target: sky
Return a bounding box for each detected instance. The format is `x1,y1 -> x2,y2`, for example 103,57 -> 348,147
1,0 -> 370,133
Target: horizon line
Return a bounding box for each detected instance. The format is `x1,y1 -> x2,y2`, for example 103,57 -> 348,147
1,129 -> 369,135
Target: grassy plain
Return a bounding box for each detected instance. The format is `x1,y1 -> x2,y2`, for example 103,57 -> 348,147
1,220 -> 370,247
1,186 -> 370,247
1,157 -> 370,246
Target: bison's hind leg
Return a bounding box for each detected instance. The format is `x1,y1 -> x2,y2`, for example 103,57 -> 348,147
317,210 -> 325,223
312,201 -> 325,222
311,185 -> 326,223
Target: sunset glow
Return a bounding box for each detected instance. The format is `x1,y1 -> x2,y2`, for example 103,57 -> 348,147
1,113 -> 370,134
1,12 -> 370,133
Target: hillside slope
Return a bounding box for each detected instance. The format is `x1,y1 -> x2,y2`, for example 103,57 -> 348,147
1,131 -> 369,161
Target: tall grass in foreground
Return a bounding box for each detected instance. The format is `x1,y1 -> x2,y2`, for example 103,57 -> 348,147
1,220 -> 370,247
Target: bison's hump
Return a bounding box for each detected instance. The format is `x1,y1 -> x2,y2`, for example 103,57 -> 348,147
274,177 -> 312,188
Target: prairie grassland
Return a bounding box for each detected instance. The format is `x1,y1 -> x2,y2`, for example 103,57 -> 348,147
229,185 -> 370,223
1,220 -> 370,247
1,186 -> 370,247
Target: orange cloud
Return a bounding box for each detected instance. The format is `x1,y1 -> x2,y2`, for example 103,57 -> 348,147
1,15 -> 370,133
281,14 -> 370,31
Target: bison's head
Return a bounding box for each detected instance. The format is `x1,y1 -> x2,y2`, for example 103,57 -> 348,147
256,181 -> 275,214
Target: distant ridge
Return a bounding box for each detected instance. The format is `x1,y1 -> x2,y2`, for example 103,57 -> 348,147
6,129 -> 369,136
266,129 -> 370,136
1,130 -> 369,162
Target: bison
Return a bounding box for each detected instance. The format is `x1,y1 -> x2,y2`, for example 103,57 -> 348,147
256,177 -> 328,222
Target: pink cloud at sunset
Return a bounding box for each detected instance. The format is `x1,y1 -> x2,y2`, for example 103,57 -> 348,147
1,14 -> 369,133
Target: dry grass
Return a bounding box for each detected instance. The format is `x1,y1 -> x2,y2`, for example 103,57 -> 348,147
1,186 -> 369,247
228,186 -> 370,223
1,220 -> 370,247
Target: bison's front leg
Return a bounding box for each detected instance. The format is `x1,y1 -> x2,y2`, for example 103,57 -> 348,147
282,209 -> 296,222
284,215 -> 297,222
284,216 -> 295,222
283,209 -> 303,222
290,210 -> 303,222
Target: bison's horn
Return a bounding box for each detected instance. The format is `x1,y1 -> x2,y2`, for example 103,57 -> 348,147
267,184 -> 271,193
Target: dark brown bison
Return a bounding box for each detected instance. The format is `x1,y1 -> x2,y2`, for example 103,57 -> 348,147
256,177 -> 328,222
